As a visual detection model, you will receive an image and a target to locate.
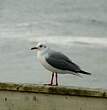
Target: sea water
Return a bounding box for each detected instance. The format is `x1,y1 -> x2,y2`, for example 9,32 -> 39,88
0,0 -> 107,88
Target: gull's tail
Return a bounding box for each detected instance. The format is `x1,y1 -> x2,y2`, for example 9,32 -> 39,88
79,70 -> 92,75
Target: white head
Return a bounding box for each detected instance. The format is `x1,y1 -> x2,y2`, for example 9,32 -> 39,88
31,42 -> 48,51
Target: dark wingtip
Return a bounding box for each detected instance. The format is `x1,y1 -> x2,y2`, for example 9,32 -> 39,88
79,70 -> 92,75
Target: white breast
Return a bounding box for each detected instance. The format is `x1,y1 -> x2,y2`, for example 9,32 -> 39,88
37,50 -> 63,73
36,49 -> 78,75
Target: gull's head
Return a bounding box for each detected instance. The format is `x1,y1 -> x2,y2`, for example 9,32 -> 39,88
31,42 -> 48,51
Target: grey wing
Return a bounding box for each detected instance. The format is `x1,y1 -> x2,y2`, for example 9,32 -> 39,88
46,51 -> 81,72
48,51 -> 72,63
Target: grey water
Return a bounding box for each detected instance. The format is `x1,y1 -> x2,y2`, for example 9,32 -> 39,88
0,0 -> 107,89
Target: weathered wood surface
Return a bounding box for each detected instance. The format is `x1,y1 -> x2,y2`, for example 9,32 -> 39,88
0,82 -> 106,110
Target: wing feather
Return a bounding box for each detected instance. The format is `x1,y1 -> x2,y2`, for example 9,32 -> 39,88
46,51 -> 80,72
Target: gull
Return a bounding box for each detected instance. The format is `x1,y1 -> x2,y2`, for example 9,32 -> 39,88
31,42 -> 91,86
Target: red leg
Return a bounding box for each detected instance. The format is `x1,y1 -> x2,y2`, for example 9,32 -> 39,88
49,72 -> 54,85
55,72 -> 58,86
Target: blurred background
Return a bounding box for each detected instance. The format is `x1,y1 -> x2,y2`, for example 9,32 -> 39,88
0,0 -> 107,88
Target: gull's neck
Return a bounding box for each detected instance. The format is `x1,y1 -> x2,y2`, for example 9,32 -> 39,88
37,47 -> 50,57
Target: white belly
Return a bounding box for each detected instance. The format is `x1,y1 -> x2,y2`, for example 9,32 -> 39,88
36,50 -> 80,76
37,51 -> 76,75
37,52 -> 64,73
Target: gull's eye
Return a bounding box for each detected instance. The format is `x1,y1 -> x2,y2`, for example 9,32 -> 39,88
39,45 -> 43,48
